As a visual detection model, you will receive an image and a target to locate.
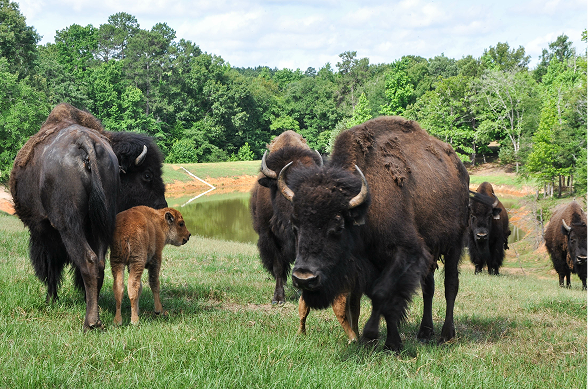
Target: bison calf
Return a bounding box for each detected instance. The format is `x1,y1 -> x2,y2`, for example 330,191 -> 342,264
544,201 -> 587,290
111,206 -> 191,325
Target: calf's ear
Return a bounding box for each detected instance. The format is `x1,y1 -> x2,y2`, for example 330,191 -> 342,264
165,211 -> 175,224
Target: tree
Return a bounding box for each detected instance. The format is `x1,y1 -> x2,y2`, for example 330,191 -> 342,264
347,93 -> 372,127
482,42 -> 531,71
0,58 -> 50,180
0,0 -> 40,78
380,58 -> 414,115
475,70 -> 540,171
336,51 -> 370,108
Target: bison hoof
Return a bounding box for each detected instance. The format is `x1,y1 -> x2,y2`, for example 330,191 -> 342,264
383,342 -> 403,354
271,300 -> 285,306
417,326 -> 434,342
84,320 -> 105,332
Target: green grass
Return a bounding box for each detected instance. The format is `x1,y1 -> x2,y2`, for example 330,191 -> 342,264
0,210 -> 586,388
163,161 -> 260,184
469,174 -> 537,189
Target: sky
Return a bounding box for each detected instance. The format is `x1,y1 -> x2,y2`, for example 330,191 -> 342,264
16,0 -> 587,70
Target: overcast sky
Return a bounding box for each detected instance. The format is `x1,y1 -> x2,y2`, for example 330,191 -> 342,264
17,0 -> 587,70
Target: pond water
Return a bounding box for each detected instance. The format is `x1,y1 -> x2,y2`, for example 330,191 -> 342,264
166,192 -> 525,245
167,192 -> 258,244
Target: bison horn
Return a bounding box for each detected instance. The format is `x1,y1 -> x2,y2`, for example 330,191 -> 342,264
315,150 -> 323,167
492,196 -> 499,208
135,145 -> 148,166
261,150 -> 277,179
277,161 -> 295,202
348,165 -> 369,209
562,218 -> 572,232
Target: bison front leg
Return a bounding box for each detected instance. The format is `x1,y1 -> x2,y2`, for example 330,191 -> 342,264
440,248 -> 460,343
297,296 -> 310,335
272,261 -> 287,305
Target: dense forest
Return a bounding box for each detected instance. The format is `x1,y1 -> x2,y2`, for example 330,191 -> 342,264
0,1 -> 586,194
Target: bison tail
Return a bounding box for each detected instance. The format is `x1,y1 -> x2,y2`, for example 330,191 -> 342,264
80,137 -> 116,244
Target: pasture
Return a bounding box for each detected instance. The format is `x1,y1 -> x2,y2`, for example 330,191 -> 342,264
0,167 -> 586,388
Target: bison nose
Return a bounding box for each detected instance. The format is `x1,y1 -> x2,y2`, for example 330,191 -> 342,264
182,233 -> 191,245
476,232 -> 488,240
292,270 -> 321,291
577,256 -> 587,265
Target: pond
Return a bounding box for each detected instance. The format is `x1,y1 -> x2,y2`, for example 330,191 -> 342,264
166,192 -> 258,244
166,191 -> 525,245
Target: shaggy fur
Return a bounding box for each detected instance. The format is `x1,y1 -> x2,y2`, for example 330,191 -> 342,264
9,103 -> 168,330
544,201 -> 587,289
285,116 -> 470,351
467,182 -> 510,275
110,206 -> 191,325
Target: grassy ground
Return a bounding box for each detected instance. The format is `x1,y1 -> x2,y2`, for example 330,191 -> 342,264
0,165 -> 586,388
163,161 -> 260,184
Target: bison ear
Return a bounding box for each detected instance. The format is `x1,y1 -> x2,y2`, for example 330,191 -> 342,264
492,207 -> 501,220
349,207 -> 368,226
165,211 -> 175,224
258,177 -> 274,188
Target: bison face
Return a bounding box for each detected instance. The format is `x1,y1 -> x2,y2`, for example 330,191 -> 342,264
469,198 -> 501,249
280,164 -> 370,309
165,209 -> 191,246
562,218 -> 587,269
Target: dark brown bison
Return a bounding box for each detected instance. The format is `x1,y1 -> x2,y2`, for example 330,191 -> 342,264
468,182 -> 510,275
9,103 -> 167,330
544,201 -> 587,290
111,206 -> 191,325
278,116 -> 470,351
250,131 -> 360,341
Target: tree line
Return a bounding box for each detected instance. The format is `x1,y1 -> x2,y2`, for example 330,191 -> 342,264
0,1 -> 586,195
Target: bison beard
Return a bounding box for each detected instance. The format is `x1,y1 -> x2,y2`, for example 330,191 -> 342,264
282,116 -> 470,352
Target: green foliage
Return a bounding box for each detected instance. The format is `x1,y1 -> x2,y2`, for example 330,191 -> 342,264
0,0 -> 40,78
347,93 -> 372,127
0,58 -> 50,181
380,58 -> 414,115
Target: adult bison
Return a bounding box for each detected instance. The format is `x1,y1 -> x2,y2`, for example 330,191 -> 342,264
278,116 -> 470,351
250,131 -> 359,341
468,182 -> 510,275
544,201 -> 587,290
9,103 -> 167,330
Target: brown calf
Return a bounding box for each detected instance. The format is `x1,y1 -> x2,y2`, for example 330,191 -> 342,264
110,206 -> 191,325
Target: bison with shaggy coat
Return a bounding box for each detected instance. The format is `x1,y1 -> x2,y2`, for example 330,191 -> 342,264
278,116 -> 470,351
250,131 -> 359,341
544,201 -> 587,289
468,182 -> 510,275
110,206 -> 191,325
9,103 -> 167,330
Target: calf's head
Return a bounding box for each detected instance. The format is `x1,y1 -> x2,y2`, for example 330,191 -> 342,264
163,208 -> 191,246
278,163 -> 370,308
562,214 -> 587,268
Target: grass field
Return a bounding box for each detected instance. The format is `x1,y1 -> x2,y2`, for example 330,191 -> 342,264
0,164 -> 586,388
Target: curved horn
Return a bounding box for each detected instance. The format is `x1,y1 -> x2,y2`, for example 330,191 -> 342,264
492,196 -> 499,208
135,145 -> 148,166
277,161 -> 295,203
315,150 -> 323,167
562,218 -> 572,232
348,165 -> 369,209
260,150 -> 277,179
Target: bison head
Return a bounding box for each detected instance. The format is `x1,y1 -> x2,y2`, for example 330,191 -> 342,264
164,208 -> 191,246
469,193 -> 501,250
278,163 -> 371,309
109,132 -> 168,212
562,215 -> 587,270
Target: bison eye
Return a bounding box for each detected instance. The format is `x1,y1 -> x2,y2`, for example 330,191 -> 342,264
143,172 -> 152,181
179,222 -> 185,227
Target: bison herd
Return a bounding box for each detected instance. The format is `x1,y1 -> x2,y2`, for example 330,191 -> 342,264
8,104 -> 587,351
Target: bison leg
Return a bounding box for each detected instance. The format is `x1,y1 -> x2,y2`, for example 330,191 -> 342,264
348,290 -> 362,342
332,293 -> 357,342
111,260 -> 125,325
147,258 -> 163,315
272,262 -> 287,305
128,261 -> 145,325
297,296 -> 310,335
60,234 -> 103,331
440,248 -> 460,343
417,269 -> 435,341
